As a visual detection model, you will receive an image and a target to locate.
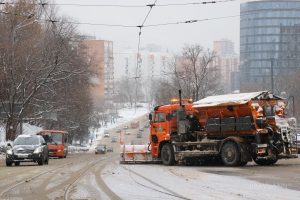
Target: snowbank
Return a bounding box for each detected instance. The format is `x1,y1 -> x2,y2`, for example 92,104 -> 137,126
102,163 -> 300,200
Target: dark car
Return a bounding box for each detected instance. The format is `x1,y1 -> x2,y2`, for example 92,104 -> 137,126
137,132 -> 142,138
95,145 -> 106,154
296,133 -> 300,154
116,129 -> 122,133
107,146 -> 113,152
6,135 -> 49,166
111,136 -> 118,143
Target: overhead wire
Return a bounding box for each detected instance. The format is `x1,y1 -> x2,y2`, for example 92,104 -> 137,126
0,0 -> 243,8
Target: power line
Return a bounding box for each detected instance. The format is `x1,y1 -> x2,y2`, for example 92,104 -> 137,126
144,14 -> 240,27
0,0 -> 242,8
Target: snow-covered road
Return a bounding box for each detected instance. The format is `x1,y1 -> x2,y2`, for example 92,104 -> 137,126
102,162 -> 300,200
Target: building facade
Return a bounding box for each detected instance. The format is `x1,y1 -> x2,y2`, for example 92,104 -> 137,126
240,0 -> 300,91
213,39 -> 240,93
80,40 -> 114,108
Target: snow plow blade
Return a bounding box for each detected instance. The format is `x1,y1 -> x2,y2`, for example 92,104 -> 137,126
120,145 -> 161,164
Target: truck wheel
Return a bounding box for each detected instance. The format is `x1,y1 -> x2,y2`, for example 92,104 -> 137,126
38,158 -> 44,166
6,161 -> 12,167
254,157 -> 278,166
221,141 -> 241,166
45,156 -> 49,165
161,143 -> 175,166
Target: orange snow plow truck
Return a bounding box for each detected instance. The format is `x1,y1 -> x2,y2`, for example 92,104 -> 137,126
120,91 -> 298,166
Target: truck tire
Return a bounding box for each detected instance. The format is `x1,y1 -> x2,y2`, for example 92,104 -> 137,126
221,141 -> 241,166
161,143 -> 175,166
38,158 -> 44,166
254,157 -> 278,166
6,161 -> 12,167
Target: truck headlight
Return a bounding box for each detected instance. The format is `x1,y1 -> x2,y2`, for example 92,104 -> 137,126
6,149 -> 13,155
34,147 -> 42,154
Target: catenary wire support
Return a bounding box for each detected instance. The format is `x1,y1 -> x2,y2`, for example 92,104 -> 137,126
134,0 -> 158,113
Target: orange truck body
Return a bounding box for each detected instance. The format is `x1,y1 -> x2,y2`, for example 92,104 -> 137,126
147,91 -> 297,166
37,130 -> 69,158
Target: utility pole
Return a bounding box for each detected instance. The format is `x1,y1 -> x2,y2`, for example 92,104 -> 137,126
270,58 -> 274,93
289,96 -> 295,117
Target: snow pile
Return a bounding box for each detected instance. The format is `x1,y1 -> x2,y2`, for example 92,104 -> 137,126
21,123 -> 43,135
102,164 -> 300,200
193,91 -> 265,107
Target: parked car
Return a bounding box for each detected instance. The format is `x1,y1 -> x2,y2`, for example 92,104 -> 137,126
107,146 -> 113,152
137,132 -> 142,138
95,145 -> 106,154
297,133 -> 300,154
116,129 -> 122,133
111,136 -> 118,143
6,135 -> 49,166
125,131 -> 131,135
104,130 -> 110,137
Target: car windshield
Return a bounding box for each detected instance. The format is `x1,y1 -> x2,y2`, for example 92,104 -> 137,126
14,136 -> 39,145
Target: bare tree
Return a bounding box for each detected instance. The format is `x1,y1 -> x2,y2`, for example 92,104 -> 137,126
165,44 -> 221,103
0,0 -> 94,141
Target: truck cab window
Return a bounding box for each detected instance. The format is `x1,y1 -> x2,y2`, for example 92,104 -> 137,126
264,105 -> 275,117
154,112 -> 165,122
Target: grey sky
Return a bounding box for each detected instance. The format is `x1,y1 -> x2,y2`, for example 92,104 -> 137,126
57,0 -> 245,53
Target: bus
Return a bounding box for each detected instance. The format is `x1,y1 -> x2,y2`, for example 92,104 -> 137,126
37,130 -> 69,158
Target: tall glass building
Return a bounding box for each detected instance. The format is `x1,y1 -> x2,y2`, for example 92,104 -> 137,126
240,0 -> 300,91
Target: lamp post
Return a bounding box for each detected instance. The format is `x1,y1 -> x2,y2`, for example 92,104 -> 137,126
270,58 -> 274,93
288,96 -> 295,116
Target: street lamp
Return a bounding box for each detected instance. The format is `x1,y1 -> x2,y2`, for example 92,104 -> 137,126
288,96 -> 295,117
270,58 -> 274,93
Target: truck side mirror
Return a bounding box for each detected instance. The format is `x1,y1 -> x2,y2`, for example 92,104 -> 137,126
149,113 -> 152,121
256,118 -> 265,128
166,113 -> 172,121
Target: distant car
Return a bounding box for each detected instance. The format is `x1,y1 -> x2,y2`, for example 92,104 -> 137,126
139,128 -> 144,132
116,129 -> 122,133
123,125 -> 129,130
297,133 -> 300,154
95,145 -> 106,154
125,131 -> 131,135
6,135 -> 49,166
137,132 -> 142,138
144,124 -> 150,128
111,136 -> 118,143
104,130 -> 110,137
107,147 -> 113,152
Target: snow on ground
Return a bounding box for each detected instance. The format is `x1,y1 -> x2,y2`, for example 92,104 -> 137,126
102,163 -> 300,200
90,106 -> 149,150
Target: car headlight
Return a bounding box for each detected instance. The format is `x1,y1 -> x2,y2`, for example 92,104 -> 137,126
34,147 -> 42,154
6,149 -> 13,155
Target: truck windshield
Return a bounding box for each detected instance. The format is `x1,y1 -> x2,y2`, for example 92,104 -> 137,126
51,133 -> 63,144
154,112 -> 165,122
264,106 -> 275,117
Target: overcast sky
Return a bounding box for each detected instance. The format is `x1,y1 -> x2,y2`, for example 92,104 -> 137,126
57,0 -> 247,53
